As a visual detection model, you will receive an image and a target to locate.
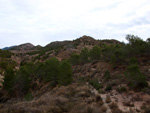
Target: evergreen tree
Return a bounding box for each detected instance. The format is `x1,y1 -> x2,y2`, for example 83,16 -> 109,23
3,68 -> 15,91
16,65 -> 32,93
70,53 -> 80,65
125,64 -> 148,89
80,48 -> 89,64
90,46 -> 101,61
58,60 -> 72,85
43,57 -> 60,86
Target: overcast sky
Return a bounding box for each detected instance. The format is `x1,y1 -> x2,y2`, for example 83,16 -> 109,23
0,0 -> 150,48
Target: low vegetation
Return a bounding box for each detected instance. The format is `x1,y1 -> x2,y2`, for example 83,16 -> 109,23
125,64 -> 148,90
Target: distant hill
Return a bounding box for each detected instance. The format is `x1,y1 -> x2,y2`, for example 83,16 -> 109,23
8,43 -> 43,53
2,46 -> 17,50
10,43 -> 35,50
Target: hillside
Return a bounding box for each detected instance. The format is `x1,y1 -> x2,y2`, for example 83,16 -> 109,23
0,35 -> 150,113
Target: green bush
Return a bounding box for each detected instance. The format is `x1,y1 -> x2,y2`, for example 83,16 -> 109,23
111,47 -> 126,64
80,48 -> 89,64
0,61 -> 8,69
43,57 -> 60,86
70,53 -> 80,65
90,46 -> 101,61
105,85 -> 112,91
58,60 -> 72,85
3,68 -> 15,91
89,79 -> 102,90
0,50 -> 12,58
0,59 -> 16,70
117,86 -> 127,93
24,92 -> 33,101
33,61 -> 43,78
129,57 -> 138,64
16,65 -> 32,93
102,45 -> 115,61
104,70 -> 110,81
125,64 -> 148,90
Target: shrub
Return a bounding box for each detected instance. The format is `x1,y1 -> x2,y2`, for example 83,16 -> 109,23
96,95 -> 102,102
80,48 -> 89,64
0,59 -> 16,70
129,57 -> 138,64
77,77 -> 86,83
106,95 -> 111,103
24,91 -> 33,101
98,89 -> 105,94
0,61 -> 8,69
125,64 -> 148,90
104,70 -> 110,81
3,68 -> 15,91
123,101 -> 134,107
109,102 -> 123,113
43,57 -> 60,86
117,86 -> 127,93
58,60 -> 72,85
142,87 -> 150,94
89,79 -> 102,90
15,65 -> 32,94
105,85 -> 112,91
0,50 -> 12,58
90,46 -> 101,61
102,45 -> 115,61
70,53 -> 80,65
111,46 -> 127,64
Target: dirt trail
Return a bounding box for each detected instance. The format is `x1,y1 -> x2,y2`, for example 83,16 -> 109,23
87,83 -> 112,113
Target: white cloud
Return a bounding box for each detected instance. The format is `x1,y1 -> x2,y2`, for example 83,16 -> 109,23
0,0 -> 150,48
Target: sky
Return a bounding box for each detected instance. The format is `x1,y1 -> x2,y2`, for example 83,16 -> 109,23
0,0 -> 150,48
